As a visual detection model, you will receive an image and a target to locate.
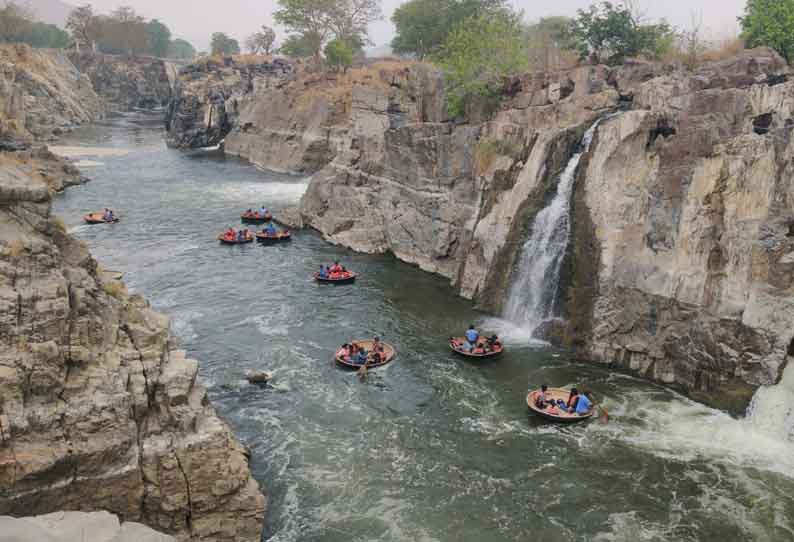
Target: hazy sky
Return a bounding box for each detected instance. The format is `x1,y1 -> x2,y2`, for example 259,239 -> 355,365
81,0 -> 746,52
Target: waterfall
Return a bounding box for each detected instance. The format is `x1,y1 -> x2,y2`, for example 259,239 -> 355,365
502,120 -> 602,335
746,359 -> 794,441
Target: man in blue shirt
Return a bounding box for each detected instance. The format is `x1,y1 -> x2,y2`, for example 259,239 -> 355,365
265,222 -> 277,236
464,324 -> 479,351
575,391 -> 594,415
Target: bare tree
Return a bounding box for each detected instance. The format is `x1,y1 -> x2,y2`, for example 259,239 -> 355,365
328,0 -> 381,48
681,11 -> 707,71
66,4 -> 99,51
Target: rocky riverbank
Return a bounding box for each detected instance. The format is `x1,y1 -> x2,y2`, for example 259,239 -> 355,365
0,150 -> 266,540
166,49 -> 794,411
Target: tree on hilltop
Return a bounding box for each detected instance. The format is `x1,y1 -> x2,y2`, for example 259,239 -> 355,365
324,37 -> 353,71
146,19 -> 172,58
67,4 -> 100,51
0,1 -> 33,43
245,25 -> 276,54
741,0 -> 794,62
210,32 -> 240,55
391,0 -> 508,59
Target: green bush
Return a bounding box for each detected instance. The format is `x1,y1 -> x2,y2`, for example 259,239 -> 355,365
741,0 -> 794,62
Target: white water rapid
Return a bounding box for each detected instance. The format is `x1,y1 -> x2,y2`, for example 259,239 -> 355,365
503,121 -> 602,335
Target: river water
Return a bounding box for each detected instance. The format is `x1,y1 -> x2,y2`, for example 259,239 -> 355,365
52,112 -> 794,542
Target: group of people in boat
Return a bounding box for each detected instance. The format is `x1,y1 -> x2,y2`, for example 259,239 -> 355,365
318,262 -> 353,280
534,385 -> 594,416
102,208 -> 116,222
337,337 -> 387,366
223,227 -> 252,242
244,206 -> 271,218
450,325 -> 502,354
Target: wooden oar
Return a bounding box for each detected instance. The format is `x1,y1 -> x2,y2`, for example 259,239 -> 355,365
593,399 -> 609,423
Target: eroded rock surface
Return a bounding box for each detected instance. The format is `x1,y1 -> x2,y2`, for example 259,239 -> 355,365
0,153 -> 265,540
0,44 -> 103,145
0,511 -> 174,542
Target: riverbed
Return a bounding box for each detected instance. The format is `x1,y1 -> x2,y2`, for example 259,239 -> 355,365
53,112 -> 794,542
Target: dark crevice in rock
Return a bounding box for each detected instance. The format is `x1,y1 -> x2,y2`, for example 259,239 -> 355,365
788,338 -> 794,357
753,112 -> 774,135
646,117 -> 677,149
172,446 -> 194,532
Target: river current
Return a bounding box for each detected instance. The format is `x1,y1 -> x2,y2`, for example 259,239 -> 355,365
52,112 -> 794,542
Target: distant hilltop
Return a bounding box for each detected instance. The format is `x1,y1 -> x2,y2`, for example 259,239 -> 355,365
24,0 -> 74,27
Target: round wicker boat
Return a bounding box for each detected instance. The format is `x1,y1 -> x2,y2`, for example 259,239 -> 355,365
314,272 -> 357,284
218,233 -> 254,245
256,231 -> 291,243
84,212 -> 119,224
241,212 -> 273,224
526,388 -> 595,423
335,340 -> 396,369
449,337 -> 503,358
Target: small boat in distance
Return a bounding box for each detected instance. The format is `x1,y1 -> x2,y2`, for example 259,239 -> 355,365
314,271 -> 357,284
335,340 -> 396,369
526,387 -> 596,423
256,231 -> 291,244
84,212 -> 119,224
218,231 -> 254,244
241,211 -> 273,223
449,336 -> 503,358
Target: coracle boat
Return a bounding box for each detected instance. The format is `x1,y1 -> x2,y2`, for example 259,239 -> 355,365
241,211 -> 273,224
449,337 -> 503,358
84,212 -> 119,224
256,231 -> 291,244
314,271 -> 357,284
335,340 -> 396,369
526,388 -> 596,423
218,232 -> 254,245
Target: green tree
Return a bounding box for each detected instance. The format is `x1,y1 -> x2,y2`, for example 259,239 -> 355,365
571,1 -> 674,64
210,32 -> 240,55
274,0 -> 336,59
146,19 -> 172,57
324,37 -> 353,70
741,0 -> 794,62
526,16 -> 579,70
18,22 -> 70,48
328,0 -> 381,51
279,31 -> 322,57
168,38 -> 196,59
0,1 -> 32,42
435,11 -> 528,118
391,0 -> 508,59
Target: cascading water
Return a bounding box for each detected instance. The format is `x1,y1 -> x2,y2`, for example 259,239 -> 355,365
502,120 -> 602,335
746,359 -> 794,441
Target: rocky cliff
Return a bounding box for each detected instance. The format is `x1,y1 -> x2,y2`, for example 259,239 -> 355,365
0,151 -> 265,540
0,45 -> 103,146
68,52 -> 175,111
166,49 -> 794,411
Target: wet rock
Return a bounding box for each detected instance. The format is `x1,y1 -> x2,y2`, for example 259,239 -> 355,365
247,371 -> 272,385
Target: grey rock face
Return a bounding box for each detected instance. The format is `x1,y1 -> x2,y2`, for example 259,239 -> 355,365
68,52 -> 174,111
0,511 -> 174,542
0,153 -> 266,541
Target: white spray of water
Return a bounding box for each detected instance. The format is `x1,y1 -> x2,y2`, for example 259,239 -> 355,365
746,358 -> 794,442
503,120 -> 602,335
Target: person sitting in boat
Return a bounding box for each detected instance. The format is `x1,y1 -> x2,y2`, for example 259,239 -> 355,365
264,222 -> 277,236
565,388 -> 580,412
575,391 -> 594,415
337,343 -> 351,361
355,348 -> 369,365
464,325 -> 479,352
372,336 -> 385,353
330,261 -> 342,273
225,227 -> 236,239
260,206 -> 269,217
545,402 -> 562,415
534,384 -> 551,409
486,335 -> 501,352
237,229 -> 247,242
103,208 -> 114,221
319,265 -> 329,279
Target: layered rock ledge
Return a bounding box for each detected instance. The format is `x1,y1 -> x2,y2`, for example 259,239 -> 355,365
0,152 -> 265,540
0,511 -> 174,542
